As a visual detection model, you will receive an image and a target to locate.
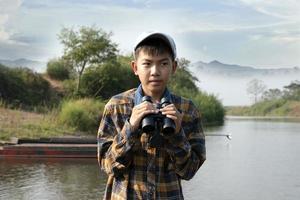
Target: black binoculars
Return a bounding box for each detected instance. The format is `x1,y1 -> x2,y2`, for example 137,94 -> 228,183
141,96 -> 176,147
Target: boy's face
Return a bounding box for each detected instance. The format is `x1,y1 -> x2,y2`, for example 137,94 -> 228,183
131,49 -> 177,99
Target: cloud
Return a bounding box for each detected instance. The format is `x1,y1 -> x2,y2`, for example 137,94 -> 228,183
0,0 -> 23,42
0,0 -> 299,67
239,0 -> 300,21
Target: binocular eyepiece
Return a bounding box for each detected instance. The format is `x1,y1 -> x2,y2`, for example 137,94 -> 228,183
141,96 -> 176,136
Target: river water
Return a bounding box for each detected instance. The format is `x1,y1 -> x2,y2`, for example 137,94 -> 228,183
1,118 -> 300,200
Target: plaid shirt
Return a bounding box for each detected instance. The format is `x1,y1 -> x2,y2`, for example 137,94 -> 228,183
97,86 -> 206,200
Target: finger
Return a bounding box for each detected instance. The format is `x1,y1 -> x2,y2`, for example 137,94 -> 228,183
163,103 -> 174,108
135,103 -> 154,113
137,108 -> 158,118
161,110 -> 177,115
165,114 -> 178,121
160,105 -> 177,112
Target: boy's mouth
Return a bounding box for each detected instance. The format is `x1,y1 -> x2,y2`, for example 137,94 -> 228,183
148,80 -> 163,85
149,80 -> 162,83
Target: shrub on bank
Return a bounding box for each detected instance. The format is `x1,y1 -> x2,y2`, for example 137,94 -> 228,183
59,98 -> 105,133
0,64 -> 52,109
193,92 -> 225,125
80,61 -> 139,99
249,99 -> 287,116
46,58 -> 70,80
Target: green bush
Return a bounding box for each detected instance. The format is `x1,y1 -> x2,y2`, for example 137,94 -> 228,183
192,92 -> 225,125
59,98 -> 105,132
46,58 -> 70,80
80,60 -> 139,99
62,79 -> 77,98
0,64 -> 52,109
168,67 -> 199,98
250,99 -> 287,116
225,106 -> 251,116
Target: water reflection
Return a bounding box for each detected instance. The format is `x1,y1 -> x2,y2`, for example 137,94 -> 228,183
0,158 -> 107,200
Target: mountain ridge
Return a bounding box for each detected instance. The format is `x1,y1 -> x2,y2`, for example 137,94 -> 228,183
190,60 -> 300,77
1,58 -> 299,76
0,58 -> 46,72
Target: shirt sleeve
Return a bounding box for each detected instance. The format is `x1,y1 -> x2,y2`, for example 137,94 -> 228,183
164,101 -> 206,180
97,103 -> 140,178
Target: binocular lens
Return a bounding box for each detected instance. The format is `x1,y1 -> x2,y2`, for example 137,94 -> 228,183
142,116 -> 155,132
163,118 -> 175,135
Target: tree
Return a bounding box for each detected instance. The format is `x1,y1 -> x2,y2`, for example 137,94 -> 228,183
80,59 -> 139,99
58,26 -> 117,94
262,88 -> 282,101
283,80 -> 300,100
46,58 -> 71,80
247,79 -> 267,104
168,58 -> 199,97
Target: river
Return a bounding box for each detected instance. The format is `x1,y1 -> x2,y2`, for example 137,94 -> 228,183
1,118 -> 300,200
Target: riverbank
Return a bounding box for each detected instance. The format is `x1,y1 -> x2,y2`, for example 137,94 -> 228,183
225,115 -> 300,123
226,115 -> 300,119
0,107 -> 79,141
226,100 -> 300,117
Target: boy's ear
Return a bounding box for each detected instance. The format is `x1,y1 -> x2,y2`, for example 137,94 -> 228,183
131,61 -> 138,75
172,60 -> 178,74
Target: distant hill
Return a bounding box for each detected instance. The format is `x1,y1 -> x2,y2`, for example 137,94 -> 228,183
188,60 -> 300,106
190,60 -> 300,78
0,58 -> 46,72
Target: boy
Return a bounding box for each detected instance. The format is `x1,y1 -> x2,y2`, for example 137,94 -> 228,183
97,31 -> 206,200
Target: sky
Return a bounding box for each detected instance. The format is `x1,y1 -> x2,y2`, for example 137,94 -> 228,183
0,0 -> 300,68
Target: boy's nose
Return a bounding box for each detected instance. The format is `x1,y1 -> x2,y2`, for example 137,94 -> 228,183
150,65 -> 160,75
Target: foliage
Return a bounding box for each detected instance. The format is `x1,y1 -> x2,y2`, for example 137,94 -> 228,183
226,99 -> 300,117
0,64 -> 55,109
58,26 -> 118,93
80,59 -> 139,99
248,99 -> 287,116
193,92 -> 225,125
168,58 -> 199,98
283,80 -> 300,101
62,78 -> 77,98
225,106 -> 250,116
46,58 -> 71,80
58,98 -> 105,132
262,88 -> 282,101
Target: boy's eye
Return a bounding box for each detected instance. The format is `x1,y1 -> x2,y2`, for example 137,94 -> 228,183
161,62 -> 169,66
142,62 -> 151,66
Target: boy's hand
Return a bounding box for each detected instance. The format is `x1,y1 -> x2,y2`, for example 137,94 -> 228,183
160,104 -> 183,134
129,101 -> 158,131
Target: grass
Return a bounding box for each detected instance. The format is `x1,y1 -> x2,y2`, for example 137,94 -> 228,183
226,100 -> 300,117
0,107 -> 77,141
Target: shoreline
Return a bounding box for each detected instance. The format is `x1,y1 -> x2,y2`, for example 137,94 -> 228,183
226,115 -> 300,119
225,115 -> 300,122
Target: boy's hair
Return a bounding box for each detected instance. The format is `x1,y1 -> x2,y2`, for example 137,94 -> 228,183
134,38 -> 175,61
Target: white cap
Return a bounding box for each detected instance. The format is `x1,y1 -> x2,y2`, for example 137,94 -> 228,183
133,31 -> 177,59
